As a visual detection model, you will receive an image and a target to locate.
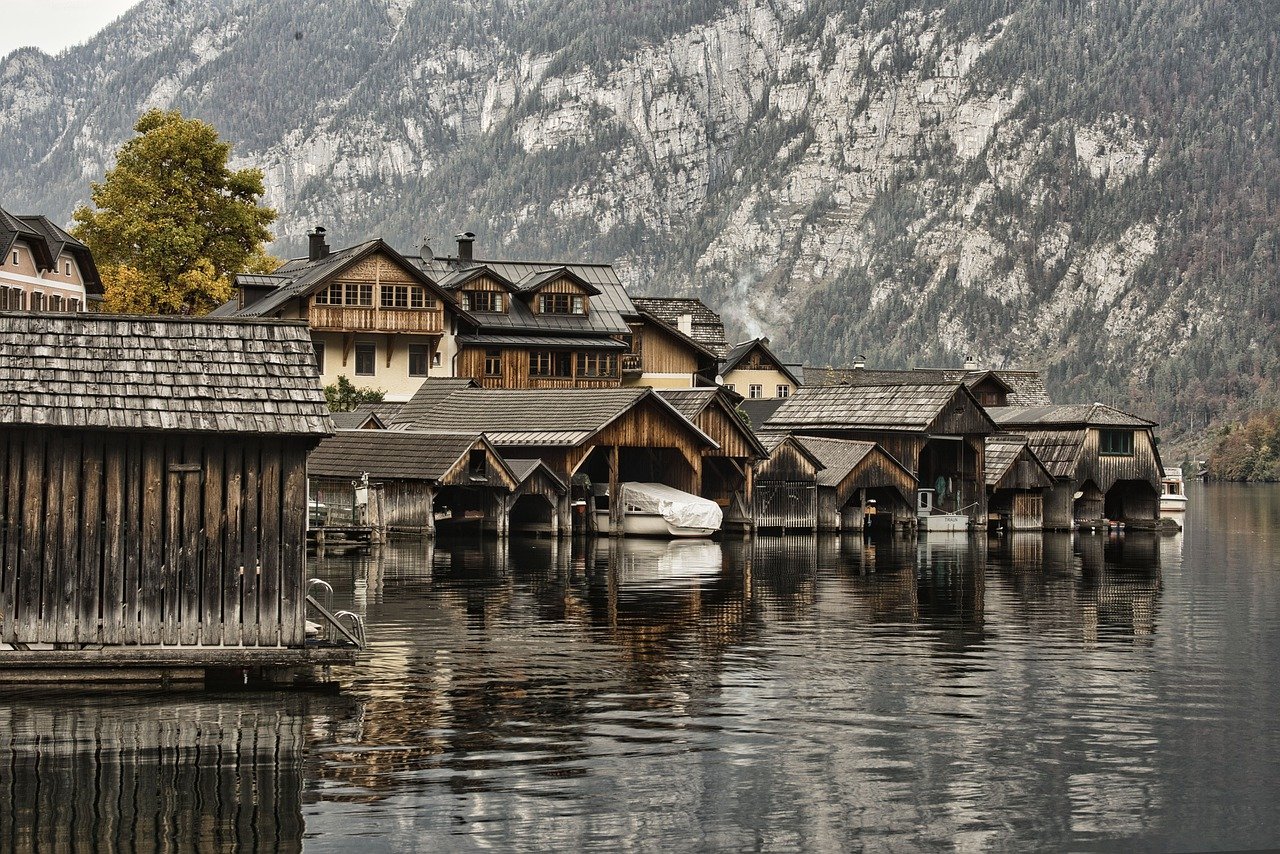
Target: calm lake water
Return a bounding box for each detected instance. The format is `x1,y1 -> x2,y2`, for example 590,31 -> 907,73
3,483 -> 1279,852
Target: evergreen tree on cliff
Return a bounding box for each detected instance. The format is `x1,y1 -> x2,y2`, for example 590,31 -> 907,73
72,109 -> 277,314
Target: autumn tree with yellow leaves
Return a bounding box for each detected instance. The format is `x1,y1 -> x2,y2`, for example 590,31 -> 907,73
72,109 -> 277,314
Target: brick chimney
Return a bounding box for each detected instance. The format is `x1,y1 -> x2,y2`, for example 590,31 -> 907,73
456,231 -> 476,262
308,226 -> 329,261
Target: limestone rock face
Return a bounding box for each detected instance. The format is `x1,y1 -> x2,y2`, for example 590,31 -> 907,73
0,0 -> 1265,439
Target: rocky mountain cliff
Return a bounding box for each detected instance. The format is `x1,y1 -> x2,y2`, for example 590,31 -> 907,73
3,0 -> 1276,451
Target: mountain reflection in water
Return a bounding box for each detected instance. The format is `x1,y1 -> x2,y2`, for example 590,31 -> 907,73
3,483 -> 1279,852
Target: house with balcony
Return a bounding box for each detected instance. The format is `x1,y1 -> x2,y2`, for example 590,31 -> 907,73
626,296 -> 728,388
217,229 -> 464,401
0,205 -> 102,311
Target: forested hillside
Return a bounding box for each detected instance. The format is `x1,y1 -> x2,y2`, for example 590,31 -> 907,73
2,0 -> 1276,454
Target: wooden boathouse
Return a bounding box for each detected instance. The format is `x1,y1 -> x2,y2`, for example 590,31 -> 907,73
761,382 -> 997,525
0,314 -> 355,683
390,381 -> 718,533
307,430 -> 522,538
987,404 -> 1164,529
753,435 -> 917,532
985,434 -> 1055,531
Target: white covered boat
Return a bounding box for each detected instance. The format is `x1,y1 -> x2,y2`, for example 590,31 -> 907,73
593,482 -> 722,538
1161,467 -> 1189,514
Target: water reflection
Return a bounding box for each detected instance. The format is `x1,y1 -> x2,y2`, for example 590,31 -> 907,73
5,487 -> 1279,851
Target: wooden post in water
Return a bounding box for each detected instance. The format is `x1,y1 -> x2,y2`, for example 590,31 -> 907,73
608,444 -> 622,537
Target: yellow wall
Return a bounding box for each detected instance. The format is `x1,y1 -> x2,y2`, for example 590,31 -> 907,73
723,368 -> 795,399
313,331 -> 455,402
626,373 -> 696,389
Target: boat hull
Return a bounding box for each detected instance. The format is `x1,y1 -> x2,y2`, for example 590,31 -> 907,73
1160,495 -> 1188,513
919,513 -> 970,533
594,510 -> 717,538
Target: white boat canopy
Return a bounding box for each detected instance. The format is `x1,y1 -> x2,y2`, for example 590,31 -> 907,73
619,482 -> 723,531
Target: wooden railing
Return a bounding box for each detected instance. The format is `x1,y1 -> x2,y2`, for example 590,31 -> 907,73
308,304 -> 443,334
621,353 -> 643,374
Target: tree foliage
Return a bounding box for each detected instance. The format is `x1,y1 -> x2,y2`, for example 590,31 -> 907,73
324,376 -> 385,413
1206,412 -> 1280,482
72,109 -> 277,314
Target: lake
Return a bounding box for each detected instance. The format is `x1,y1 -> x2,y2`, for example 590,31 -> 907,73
3,483 -> 1278,852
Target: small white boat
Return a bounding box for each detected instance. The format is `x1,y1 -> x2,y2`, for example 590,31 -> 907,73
919,513 -> 970,533
1161,467 -> 1189,514
593,482 -> 722,538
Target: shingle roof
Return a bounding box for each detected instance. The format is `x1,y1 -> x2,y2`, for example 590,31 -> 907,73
1016,429 -> 1087,478
393,386 -> 715,448
804,366 -> 1052,406
0,313 -> 332,435
984,434 -> 1055,485
721,338 -> 802,386
791,437 -> 879,488
630,297 -> 728,356
656,388 -> 718,420
988,403 -> 1155,428
505,458 -> 568,492
739,398 -> 787,428
352,401 -> 405,422
308,430 -> 505,482
329,410 -> 385,430
765,383 -> 977,432
390,378 -> 477,427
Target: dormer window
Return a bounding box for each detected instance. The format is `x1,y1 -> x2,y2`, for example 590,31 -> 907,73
539,293 -> 585,315
462,291 -> 504,312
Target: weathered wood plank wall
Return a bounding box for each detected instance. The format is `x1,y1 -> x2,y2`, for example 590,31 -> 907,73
0,428 -> 306,648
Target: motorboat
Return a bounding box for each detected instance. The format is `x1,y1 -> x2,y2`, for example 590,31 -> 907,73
1160,467 -> 1189,514
593,482 -> 722,538
916,487 -> 970,533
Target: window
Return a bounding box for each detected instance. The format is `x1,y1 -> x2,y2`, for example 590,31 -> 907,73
64,261 -> 72,276
0,287 -> 23,310
776,385 -> 790,398
49,295 -> 64,312
432,350 -> 442,367
314,282 -> 373,306
530,350 -> 572,377
1100,429 -> 1134,456
539,293 -> 585,314
462,290 -> 503,312
67,299 -> 80,312
11,250 -> 17,265
314,340 -> 326,373
577,352 -> 617,377
30,292 -> 45,311
381,284 -> 437,309
409,344 -> 430,376
749,384 -> 763,399
483,349 -> 502,377
355,343 -> 376,376
468,449 -> 487,477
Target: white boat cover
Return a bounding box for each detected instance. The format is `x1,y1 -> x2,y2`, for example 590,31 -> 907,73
619,482 -> 723,531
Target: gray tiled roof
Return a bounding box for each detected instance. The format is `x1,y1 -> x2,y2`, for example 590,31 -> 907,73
0,313 -> 332,435
630,297 -> 728,356
353,401 -> 405,422
308,430 -> 494,481
738,398 -> 787,428
393,386 -> 715,448
656,388 -> 718,420
804,366 -> 1052,406
988,403 -> 1155,428
764,383 -> 969,432
721,338 -> 803,386
505,458 -> 567,492
390,378 -> 477,427
791,437 -> 880,488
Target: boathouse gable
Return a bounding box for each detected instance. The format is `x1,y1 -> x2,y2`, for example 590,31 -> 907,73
0,314 -> 333,657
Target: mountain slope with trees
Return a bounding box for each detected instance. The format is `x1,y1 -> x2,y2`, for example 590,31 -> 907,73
2,0 -> 1276,454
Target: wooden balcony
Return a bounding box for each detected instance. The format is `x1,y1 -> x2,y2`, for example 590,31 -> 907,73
621,353 -> 643,375
309,304 -> 443,334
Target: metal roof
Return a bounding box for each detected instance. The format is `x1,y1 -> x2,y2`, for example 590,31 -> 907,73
0,313 -> 332,436
308,430 -> 511,483
988,403 -> 1156,428
413,255 -> 635,335
456,333 -> 627,349
764,383 -> 976,432
0,207 -> 102,294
